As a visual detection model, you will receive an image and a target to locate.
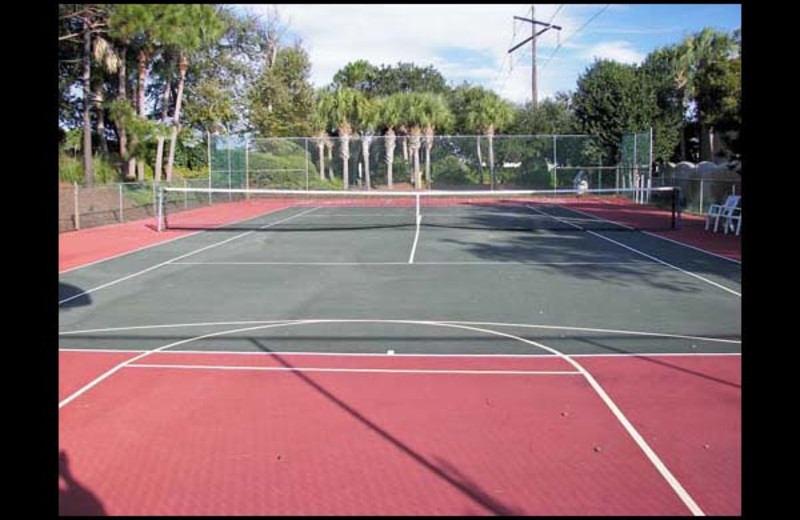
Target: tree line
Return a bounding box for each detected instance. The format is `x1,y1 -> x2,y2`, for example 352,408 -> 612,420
58,4 -> 740,187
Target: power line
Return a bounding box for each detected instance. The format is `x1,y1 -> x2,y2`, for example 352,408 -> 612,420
493,11 -> 530,95
507,6 -> 563,107
540,4 -> 610,70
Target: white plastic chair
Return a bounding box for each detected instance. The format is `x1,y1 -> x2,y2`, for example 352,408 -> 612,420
705,195 -> 741,234
725,205 -> 742,235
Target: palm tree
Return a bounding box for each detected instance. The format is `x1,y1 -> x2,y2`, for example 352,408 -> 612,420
153,50 -> 174,183
90,36 -> 119,157
312,91 -> 332,181
376,95 -> 402,188
675,28 -> 737,161
320,88 -> 368,189
355,98 -> 380,189
464,88 -> 514,189
396,93 -> 427,188
419,93 -> 453,188
325,137 -> 335,180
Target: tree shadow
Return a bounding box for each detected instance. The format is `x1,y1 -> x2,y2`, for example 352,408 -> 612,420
59,282 -> 92,309
424,200 -> 740,290
249,337 -> 524,515
435,233 -> 703,295
59,450 -> 107,516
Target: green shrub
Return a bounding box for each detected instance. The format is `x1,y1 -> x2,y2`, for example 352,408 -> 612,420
59,152 -> 123,184
431,156 -> 477,186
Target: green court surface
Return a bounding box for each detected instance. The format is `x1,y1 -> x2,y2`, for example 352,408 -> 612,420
59,202 -> 741,357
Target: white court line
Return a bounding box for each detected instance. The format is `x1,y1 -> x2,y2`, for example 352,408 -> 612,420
58,348 -> 742,358
58,207 -> 320,306
59,321 -> 308,408
525,205 -> 741,297
58,204 -> 302,275
584,232 -> 740,297
169,260 -> 655,266
56,317 -> 708,515
126,364 -> 580,376
444,320 -> 741,344
58,318 -> 741,344
641,230 -> 741,264
421,321 -> 706,516
550,204 -> 742,265
60,231 -> 205,275
408,214 -> 422,264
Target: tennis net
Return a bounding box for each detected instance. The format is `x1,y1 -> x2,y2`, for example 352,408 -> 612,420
156,186 -> 681,232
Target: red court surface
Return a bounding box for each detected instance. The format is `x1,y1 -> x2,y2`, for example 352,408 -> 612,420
578,354 -> 742,516
59,351 -> 741,516
58,200 -> 294,272
652,215 -> 741,261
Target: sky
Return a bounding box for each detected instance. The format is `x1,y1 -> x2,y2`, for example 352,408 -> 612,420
236,4 -> 741,105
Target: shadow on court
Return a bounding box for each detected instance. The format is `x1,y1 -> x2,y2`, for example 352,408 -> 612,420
59,283 -> 92,309
566,335 -> 741,389
437,233 -> 739,294
249,336 -> 525,516
59,450 -> 107,516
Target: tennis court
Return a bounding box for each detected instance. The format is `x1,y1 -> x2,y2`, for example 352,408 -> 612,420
59,188 -> 741,515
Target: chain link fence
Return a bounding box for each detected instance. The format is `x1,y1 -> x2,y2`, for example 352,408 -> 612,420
652,167 -> 741,216
208,133 -> 614,192
60,132 -> 659,233
58,180 -> 206,233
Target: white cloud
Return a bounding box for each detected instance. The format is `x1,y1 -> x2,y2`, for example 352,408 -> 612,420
237,4 -> 648,104
582,41 -> 645,64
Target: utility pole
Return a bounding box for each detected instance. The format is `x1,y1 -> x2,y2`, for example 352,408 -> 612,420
508,6 -> 562,109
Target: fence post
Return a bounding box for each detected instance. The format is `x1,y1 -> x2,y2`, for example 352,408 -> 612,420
184,178 -> 188,210
647,127 -> 653,203
227,133 -> 232,202
633,132 -> 640,204
156,186 -> 164,232
73,181 -> 80,230
305,138 -> 310,191
207,130 -> 212,204
552,135 -> 557,192
245,138 -> 250,198
699,178 -> 704,215
119,183 -> 124,222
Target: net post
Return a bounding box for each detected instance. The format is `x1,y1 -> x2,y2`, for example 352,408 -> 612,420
415,193 -> 421,224
184,178 -> 188,210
